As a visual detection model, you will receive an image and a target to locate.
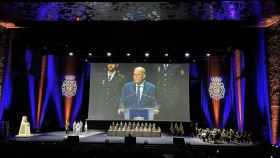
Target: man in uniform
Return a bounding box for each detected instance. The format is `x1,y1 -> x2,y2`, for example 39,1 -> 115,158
155,64 -> 188,121
94,64 -> 125,120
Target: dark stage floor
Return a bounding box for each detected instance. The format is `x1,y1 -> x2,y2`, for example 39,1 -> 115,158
0,130 -> 271,158
10,130 -> 256,146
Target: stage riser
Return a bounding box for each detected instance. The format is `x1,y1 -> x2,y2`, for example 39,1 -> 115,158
86,120 -> 194,135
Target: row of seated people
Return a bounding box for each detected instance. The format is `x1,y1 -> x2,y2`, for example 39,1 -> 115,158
195,128 -> 253,144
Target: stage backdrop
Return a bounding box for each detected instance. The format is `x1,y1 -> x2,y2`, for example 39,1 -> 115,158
88,63 -> 190,121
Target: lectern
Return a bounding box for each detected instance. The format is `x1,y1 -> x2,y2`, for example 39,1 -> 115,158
123,108 -> 155,120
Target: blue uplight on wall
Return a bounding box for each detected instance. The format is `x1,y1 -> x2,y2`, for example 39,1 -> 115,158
0,41 -> 12,121
222,64 -> 234,128
70,65 -> 86,125
201,79 -> 214,128
50,56 -> 64,128
256,29 -> 272,143
39,55 -> 64,128
1,54 -> 12,111
25,49 -> 36,128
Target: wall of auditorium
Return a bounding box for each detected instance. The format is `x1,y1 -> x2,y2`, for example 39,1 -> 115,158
0,30 -> 7,99
267,23 -> 280,143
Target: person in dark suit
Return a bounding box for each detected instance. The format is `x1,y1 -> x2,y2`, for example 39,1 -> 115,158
118,67 -> 159,120
93,64 -> 125,120
155,64 -> 188,121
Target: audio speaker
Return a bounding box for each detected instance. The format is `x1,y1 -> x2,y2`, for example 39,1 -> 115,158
173,137 -> 185,145
67,136 -> 79,143
125,136 -> 136,144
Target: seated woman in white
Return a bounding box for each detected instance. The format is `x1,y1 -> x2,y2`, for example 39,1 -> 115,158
18,116 -> 31,137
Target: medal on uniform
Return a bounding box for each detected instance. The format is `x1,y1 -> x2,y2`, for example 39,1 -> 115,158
180,69 -> 185,76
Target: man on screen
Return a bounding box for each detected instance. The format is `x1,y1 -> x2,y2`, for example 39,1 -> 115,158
94,64 -> 125,120
155,64 -> 188,121
118,67 -> 159,120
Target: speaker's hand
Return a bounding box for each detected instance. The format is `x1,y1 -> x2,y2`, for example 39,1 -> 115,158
118,108 -> 124,115
153,108 -> 160,115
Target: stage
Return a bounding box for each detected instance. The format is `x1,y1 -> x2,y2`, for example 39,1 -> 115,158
10,130 -> 256,147
0,130 -> 267,158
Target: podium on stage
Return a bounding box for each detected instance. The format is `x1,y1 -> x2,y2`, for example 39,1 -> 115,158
123,108 -> 156,120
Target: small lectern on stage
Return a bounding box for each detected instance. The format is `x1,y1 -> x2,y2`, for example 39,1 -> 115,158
123,108 -> 155,120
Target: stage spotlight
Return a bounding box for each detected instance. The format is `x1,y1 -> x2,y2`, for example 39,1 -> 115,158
88,52 -> 93,56
69,52 -> 74,56
164,53 -> 169,57
193,59 -> 196,63
126,53 -> 131,57
144,52 -> 150,58
185,53 -> 190,57
107,52 -> 112,57
206,53 -> 211,57
85,59 -> 88,62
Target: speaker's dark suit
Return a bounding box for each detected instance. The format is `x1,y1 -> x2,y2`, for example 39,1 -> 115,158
120,81 -> 157,109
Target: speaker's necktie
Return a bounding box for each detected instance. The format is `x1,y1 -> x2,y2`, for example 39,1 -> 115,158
108,74 -> 111,81
136,86 -> 141,103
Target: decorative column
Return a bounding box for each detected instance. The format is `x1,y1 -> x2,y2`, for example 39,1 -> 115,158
61,56 -> 77,125
208,57 -> 225,128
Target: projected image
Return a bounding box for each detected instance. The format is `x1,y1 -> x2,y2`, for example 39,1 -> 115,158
88,63 -> 190,121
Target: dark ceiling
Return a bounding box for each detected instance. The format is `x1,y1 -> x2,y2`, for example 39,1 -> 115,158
1,1 -> 272,62
0,1 -> 280,22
